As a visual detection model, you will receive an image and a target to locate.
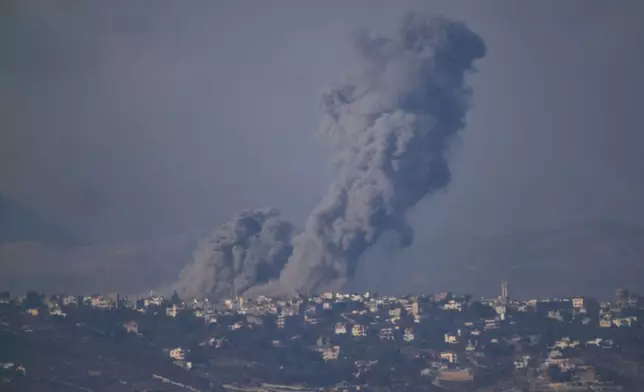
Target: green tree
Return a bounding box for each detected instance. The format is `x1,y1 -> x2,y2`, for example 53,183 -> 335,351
24,290 -> 43,309
170,290 -> 181,305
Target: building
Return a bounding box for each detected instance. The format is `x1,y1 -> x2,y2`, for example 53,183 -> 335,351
404,299 -> 420,317
443,300 -> 462,311
276,313 -> 286,329
599,317 -> 612,328
444,334 -> 458,344
403,328 -> 415,342
514,355 -> 531,369
334,323 -> 347,335
166,305 -> 178,318
320,346 -> 341,361
572,297 -> 584,308
495,305 -> 507,321
26,308 -> 39,316
613,316 -> 636,327
123,321 -> 139,334
440,351 -> 458,363
352,324 -> 367,337
379,327 -> 395,341
169,347 -> 186,361
438,369 -> 474,382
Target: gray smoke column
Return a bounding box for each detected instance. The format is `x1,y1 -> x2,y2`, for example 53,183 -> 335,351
251,13 -> 486,296
173,208 -> 294,299
173,13 -> 485,299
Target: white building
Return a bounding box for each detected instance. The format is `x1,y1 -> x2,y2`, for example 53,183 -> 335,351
352,324 -> 367,337
320,346 -> 341,361
169,347 -> 186,361
444,334 -> 458,344
440,351 -> 458,363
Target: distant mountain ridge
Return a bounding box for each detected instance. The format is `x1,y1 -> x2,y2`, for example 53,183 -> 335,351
370,220 -> 644,299
0,192 -> 80,246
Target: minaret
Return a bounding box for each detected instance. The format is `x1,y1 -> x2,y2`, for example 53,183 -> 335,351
501,281 -> 508,304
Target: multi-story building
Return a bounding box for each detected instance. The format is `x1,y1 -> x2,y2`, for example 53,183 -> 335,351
444,333 -> 458,344
352,324 -> 367,337
572,297 -> 584,308
320,346 -> 340,361
276,314 -> 286,329
169,347 -> 185,361
379,328 -> 395,341
440,351 -> 458,363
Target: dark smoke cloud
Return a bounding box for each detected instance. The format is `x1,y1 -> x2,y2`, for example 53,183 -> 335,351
172,208 -> 294,299
255,13 -> 487,295
174,13 -> 485,299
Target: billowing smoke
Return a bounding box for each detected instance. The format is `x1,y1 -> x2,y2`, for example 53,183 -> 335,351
173,13 -> 486,299
172,208 -> 294,299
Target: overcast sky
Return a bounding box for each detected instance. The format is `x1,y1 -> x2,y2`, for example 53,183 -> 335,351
2,0 -> 644,245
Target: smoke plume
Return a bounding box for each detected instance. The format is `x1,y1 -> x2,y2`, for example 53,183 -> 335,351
173,208 -> 294,299
173,13 -> 486,299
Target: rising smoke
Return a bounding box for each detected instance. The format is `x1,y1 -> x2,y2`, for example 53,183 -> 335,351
173,208 -> 294,299
173,13 -> 486,299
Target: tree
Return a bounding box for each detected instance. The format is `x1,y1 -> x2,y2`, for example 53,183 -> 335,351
24,290 -> 43,309
170,290 -> 181,306
547,364 -> 571,382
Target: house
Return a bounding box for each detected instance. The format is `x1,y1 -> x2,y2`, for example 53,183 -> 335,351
586,338 -> 602,347
548,310 -> 564,322
166,305 -> 178,318
443,300 -> 462,311
494,305 -> 507,320
552,337 -> 580,349
438,368 -> 474,382
599,318 -> 612,328
404,300 -> 420,317
572,297 -> 584,308
352,324 -> 367,337
169,347 -> 186,361
379,327 -> 395,341
229,321 -> 244,330
320,346 -> 341,361
440,351 -> 458,363
613,316 -> 636,327
514,355 -> 531,369
49,306 -> 67,317
123,321 -> 139,334
334,323 -> 347,335
444,334 -> 458,344
26,308 -> 39,316
484,319 -> 500,330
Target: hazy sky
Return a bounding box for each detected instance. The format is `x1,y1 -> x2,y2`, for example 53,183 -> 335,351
2,1 -> 644,245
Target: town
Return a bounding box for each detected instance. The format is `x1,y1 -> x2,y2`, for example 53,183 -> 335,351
1,283 -> 644,392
